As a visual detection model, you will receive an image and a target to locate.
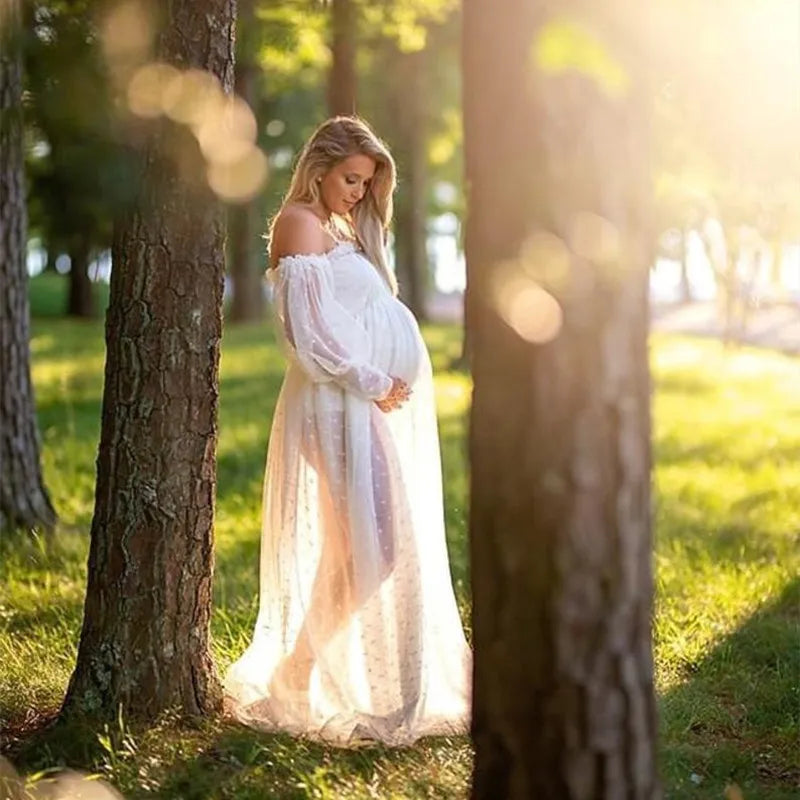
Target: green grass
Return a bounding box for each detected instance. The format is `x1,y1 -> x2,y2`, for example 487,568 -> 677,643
24,271 -> 110,318
0,275 -> 798,798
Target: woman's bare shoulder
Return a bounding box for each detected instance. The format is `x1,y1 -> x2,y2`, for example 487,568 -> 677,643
271,204 -> 329,266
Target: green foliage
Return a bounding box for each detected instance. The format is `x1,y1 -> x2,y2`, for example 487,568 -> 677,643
23,1 -> 135,253
1,296 -> 798,797
533,17 -> 630,98
241,0 -> 465,241
360,0 -> 458,53
254,1 -> 330,89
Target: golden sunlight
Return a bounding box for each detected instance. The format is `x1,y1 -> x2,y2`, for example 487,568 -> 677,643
207,146 -> 269,203
0,756 -> 124,799
124,60 -> 268,202
518,230 -> 571,292
196,96 -> 258,166
126,62 -> 180,118
492,267 -> 564,344
161,69 -> 224,127
569,212 -> 620,266
100,0 -> 153,84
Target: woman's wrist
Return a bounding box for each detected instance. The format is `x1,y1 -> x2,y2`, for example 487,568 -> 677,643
375,376 -> 412,410
376,375 -> 395,402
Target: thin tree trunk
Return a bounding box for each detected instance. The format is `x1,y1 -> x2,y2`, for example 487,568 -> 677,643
0,0 -> 57,534
464,2 -> 659,797
769,240 -> 783,293
228,14 -> 265,323
392,48 -> 428,320
228,200 -> 264,321
61,0 -> 235,723
678,228 -> 692,303
67,237 -> 94,317
44,242 -> 56,273
328,0 -> 357,116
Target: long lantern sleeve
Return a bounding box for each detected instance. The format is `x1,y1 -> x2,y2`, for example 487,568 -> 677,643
269,252 -> 394,401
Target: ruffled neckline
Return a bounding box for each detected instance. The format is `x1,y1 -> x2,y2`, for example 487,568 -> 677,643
268,240 -> 359,277
325,239 -> 359,259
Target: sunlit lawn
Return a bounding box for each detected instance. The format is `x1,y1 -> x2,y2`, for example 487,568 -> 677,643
0,276 -> 797,798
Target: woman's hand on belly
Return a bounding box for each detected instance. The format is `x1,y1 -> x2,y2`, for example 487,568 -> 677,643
374,376 -> 412,413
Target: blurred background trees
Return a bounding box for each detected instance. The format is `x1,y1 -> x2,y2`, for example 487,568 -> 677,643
1,0 -> 57,533
16,0 -> 799,334
17,0 -> 469,323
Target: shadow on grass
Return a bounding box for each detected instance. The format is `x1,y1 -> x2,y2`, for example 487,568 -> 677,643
7,578 -> 796,799
654,509 -> 791,565
3,554 -> 795,799
0,603 -> 82,638
153,724 -> 416,800
4,705 -> 469,800
656,432 -> 800,471
659,577 -> 800,799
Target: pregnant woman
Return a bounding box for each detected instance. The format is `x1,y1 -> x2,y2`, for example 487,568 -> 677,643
223,116 -> 471,746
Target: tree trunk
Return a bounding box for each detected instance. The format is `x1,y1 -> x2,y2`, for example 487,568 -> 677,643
328,0 -> 357,116
228,201 -> 264,322
463,2 -> 659,798
769,240 -> 783,293
228,14 -> 265,323
392,48 -> 428,320
678,228 -> 692,303
0,0 -> 57,534
67,236 -> 94,317
44,242 -> 57,273
60,0 -> 235,723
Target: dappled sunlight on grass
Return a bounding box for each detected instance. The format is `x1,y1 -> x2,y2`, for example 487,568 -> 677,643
434,372 -> 471,419
650,334 -> 800,796
3,315 -> 799,797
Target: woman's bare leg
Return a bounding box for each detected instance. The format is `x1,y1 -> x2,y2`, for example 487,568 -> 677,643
270,413 -> 399,694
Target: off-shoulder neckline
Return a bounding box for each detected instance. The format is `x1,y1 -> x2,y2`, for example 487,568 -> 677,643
270,239 -> 358,272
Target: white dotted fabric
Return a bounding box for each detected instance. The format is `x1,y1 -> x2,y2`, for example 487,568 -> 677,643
224,242 -> 472,746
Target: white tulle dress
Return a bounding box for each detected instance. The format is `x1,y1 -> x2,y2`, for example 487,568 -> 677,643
223,240 -> 471,746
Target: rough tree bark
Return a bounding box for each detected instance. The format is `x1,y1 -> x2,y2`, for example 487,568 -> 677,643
328,0 -> 357,116
60,0 -> 235,722
463,2 -> 659,798
0,0 -> 57,533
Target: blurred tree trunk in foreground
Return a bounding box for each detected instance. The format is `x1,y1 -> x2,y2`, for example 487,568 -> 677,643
464,1 -> 659,797
328,0 -> 357,115
61,0 -> 235,723
229,0 -> 265,323
0,0 -> 57,534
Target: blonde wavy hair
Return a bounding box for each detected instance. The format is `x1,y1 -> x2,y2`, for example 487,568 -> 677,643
268,116 -> 398,295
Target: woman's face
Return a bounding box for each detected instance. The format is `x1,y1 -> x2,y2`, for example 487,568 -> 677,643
319,153 -> 376,216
